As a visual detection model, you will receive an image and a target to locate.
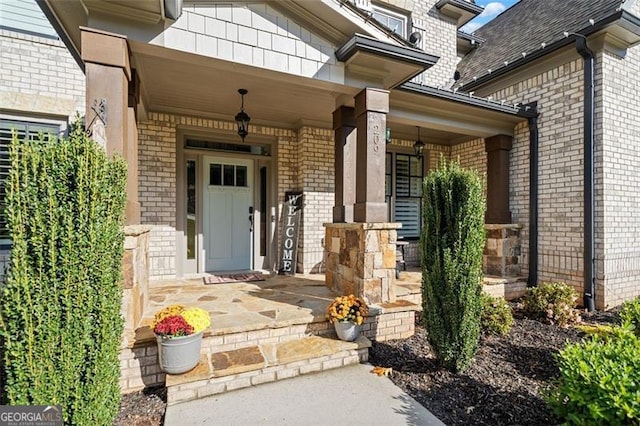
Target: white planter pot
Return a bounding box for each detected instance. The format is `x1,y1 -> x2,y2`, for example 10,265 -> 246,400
334,321 -> 360,342
156,331 -> 203,374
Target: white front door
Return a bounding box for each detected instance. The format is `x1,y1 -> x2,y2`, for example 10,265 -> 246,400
203,156 -> 253,272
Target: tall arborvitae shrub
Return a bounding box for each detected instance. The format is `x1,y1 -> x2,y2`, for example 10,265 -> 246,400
420,160 -> 486,372
0,124 -> 126,424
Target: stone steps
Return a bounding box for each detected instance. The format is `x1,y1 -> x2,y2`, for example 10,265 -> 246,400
119,300 -> 418,393
165,335 -> 371,406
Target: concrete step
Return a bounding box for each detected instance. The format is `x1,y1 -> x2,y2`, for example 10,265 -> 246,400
166,335 -> 371,406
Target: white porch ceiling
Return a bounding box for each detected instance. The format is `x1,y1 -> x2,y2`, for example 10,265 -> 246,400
130,42 -> 523,144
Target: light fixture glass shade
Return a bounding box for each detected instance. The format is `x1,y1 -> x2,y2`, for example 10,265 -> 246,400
414,126 -> 425,157
235,110 -> 250,141
235,89 -> 250,142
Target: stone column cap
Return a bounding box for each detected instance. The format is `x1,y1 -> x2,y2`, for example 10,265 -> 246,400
124,224 -> 152,236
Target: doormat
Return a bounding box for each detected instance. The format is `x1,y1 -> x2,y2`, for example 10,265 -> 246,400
203,272 -> 265,285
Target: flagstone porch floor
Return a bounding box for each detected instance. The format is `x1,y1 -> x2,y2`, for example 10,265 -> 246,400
132,272 -> 423,345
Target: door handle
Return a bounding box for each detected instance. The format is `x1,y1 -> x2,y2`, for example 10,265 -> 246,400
249,206 -> 254,232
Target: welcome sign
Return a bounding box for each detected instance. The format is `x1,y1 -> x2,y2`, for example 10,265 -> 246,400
279,191 -> 303,275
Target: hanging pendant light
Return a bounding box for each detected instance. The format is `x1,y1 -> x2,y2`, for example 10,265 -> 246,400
413,126 -> 425,157
235,89 -> 250,142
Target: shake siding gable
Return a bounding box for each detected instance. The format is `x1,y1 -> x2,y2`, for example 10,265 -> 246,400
159,3 -> 343,83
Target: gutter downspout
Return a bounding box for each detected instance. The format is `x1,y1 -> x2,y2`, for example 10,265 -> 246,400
527,104 -> 539,288
570,34 -> 596,312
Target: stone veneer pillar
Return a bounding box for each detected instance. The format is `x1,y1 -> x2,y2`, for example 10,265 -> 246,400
121,225 -> 150,348
484,224 -> 522,278
324,223 -> 399,304
485,134 -> 513,224
332,106 -> 357,223
81,27 -> 140,225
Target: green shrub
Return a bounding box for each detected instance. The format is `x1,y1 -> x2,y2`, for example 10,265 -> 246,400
0,124 -> 126,424
420,160 -> 486,372
619,296 -> 640,336
547,330 -> 640,424
480,293 -> 514,336
523,281 -> 581,327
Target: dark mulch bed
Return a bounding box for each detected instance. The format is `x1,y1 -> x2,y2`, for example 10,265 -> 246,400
115,308 -> 616,425
114,385 -> 166,426
369,308 -> 616,426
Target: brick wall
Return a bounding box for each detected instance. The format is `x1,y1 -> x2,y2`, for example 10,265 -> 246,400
509,121 -> 532,281
297,126 -> 334,273
138,115 -> 178,279
435,41 -> 640,308
0,28 -> 84,120
426,143 -> 451,170
599,44 -> 640,306
451,138 -> 486,177
416,0 -> 459,87
378,0 -> 459,87
481,57 -> 588,299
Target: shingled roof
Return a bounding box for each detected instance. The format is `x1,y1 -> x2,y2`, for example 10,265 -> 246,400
456,0 -> 625,86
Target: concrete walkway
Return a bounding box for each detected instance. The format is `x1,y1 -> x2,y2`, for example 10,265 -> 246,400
164,363 -> 444,426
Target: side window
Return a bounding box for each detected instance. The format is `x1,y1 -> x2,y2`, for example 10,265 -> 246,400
371,4 -> 408,38
385,151 -> 424,239
0,119 -> 61,243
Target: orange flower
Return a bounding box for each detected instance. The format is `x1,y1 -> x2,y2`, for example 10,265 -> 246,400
326,295 -> 369,324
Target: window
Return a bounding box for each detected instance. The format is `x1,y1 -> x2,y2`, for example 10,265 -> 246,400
186,160 -> 196,260
0,119 -> 61,243
371,4 -> 408,37
209,163 -> 248,187
386,152 -> 424,239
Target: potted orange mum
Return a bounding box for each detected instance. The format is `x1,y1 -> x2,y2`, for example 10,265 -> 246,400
326,295 -> 368,341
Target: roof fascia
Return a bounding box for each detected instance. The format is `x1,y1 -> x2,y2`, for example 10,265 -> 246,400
336,34 -> 439,66
460,9 -> 640,91
399,81 -> 537,118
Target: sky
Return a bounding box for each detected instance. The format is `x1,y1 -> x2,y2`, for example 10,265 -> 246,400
461,0 -> 520,34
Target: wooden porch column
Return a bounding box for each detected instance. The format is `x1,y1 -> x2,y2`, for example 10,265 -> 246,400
353,88 -> 389,223
81,27 -> 140,225
332,106 -> 356,223
485,134 -> 513,224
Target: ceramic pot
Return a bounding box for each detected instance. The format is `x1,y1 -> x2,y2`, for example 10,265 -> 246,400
156,331 -> 203,374
334,321 -> 360,342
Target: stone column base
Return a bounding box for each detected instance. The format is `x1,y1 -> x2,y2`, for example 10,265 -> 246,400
324,222 -> 401,304
484,224 -> 522,278
121,225 -> 151,347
